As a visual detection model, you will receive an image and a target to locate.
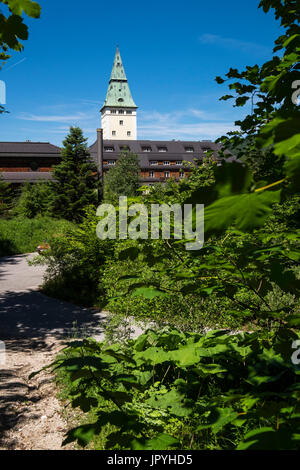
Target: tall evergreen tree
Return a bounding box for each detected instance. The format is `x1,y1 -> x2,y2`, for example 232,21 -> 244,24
51,127 -> 98,222
0,173 -> 13,216
103,152 -> 140,204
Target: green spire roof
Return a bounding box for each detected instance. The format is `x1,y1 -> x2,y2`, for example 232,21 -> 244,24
101,47 -> 137,110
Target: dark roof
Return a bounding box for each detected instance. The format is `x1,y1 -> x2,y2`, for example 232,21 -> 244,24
89,139 -> 219,155
89,139 -> 235,169
0,142 -> 61,154
1,172 -> 54,183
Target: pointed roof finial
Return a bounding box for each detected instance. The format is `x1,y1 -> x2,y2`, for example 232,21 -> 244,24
101,46 -> 137,110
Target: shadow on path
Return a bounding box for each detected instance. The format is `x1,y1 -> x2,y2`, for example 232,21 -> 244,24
0,289 -> 108,342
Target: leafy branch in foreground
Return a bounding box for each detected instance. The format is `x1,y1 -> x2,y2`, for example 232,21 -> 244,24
31,328 -> 300,450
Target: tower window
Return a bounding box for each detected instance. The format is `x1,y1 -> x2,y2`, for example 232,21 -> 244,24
118,110 -> 124,114
112,131 -> 116,136
119,120 -> 123,126
126,110 -> 132,114
127,131 -> 131,136
111,110 -> 117,114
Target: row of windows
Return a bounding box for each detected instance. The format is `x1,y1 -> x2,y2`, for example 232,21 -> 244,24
105,161 -> 183,167
148,171 -> 184,178
109,109 -> 132,115
104,145 -> 211,152
111,131 -> 131,137
142,146 -> 211,153
150,160 -> 182,166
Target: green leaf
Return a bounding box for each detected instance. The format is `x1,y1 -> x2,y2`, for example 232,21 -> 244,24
146,389 -> 193,417
205,190 -> 281,235
63,423 -> 99,447
131,433 -> 179,450
237,426 -> 300,450
198,407 -> 238,434
4,0 -> 41,18
131,286 -> 169,299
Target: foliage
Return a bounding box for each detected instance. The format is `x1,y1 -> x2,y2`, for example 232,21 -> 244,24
33,327 -> 300,450
0,216 -> 73,257
37,207 -> 114,306
34,0 -> 300,451
0,173 -> 14,216
0,0 -> 41,113
0,0 -> 40,65
51,127 -> 99,223
13,181 -> 53,218
103,152 -> 140,204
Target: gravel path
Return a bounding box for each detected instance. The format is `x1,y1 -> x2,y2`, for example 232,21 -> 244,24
0,253 -> 141,450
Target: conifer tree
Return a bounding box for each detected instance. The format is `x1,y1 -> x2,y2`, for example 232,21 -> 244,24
51,127 -> 98,222
103,152 -> 140,204
0,174 -> 13,216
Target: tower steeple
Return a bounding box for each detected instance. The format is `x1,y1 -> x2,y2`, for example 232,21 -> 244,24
101,47 -> 137,140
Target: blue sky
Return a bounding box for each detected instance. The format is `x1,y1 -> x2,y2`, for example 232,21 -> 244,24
0,0 -> 282,146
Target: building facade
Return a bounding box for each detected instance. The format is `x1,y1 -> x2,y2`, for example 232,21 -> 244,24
0,47 -> 236,186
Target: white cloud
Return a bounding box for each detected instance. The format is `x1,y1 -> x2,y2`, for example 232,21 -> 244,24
17,112 -> 92,123
198,34 -> 270,55
138,109 -> 237,140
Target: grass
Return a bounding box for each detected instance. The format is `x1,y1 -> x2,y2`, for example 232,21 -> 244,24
0,216 -> 75,257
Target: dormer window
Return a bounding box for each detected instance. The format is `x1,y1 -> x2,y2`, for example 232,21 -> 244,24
142,146 -> 152,152
158,147 -> 167,152
202,147 -> 211,152
164,161 -> 170,165
150,161 -> 158,166
104,146 -> 114,152
108,160 -> 116,165
176,160 -> 182,165
185,147 -> 194,152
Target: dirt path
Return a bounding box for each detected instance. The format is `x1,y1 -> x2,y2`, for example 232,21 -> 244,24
0,254 -> 109,450
0,253 -> 143,450
0,336 -> 71,450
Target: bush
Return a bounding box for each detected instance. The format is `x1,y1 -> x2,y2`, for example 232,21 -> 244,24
0,216 -> 74,257
14,182 -> 54,218
39,207 -> 115,306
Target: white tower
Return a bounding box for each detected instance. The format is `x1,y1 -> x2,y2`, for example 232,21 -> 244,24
101,47 -> 138,140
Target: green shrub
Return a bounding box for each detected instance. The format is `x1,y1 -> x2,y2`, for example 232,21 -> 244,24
0,216 -> 74,257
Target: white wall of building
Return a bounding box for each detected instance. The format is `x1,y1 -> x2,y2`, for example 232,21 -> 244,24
102,108 -> 137,140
